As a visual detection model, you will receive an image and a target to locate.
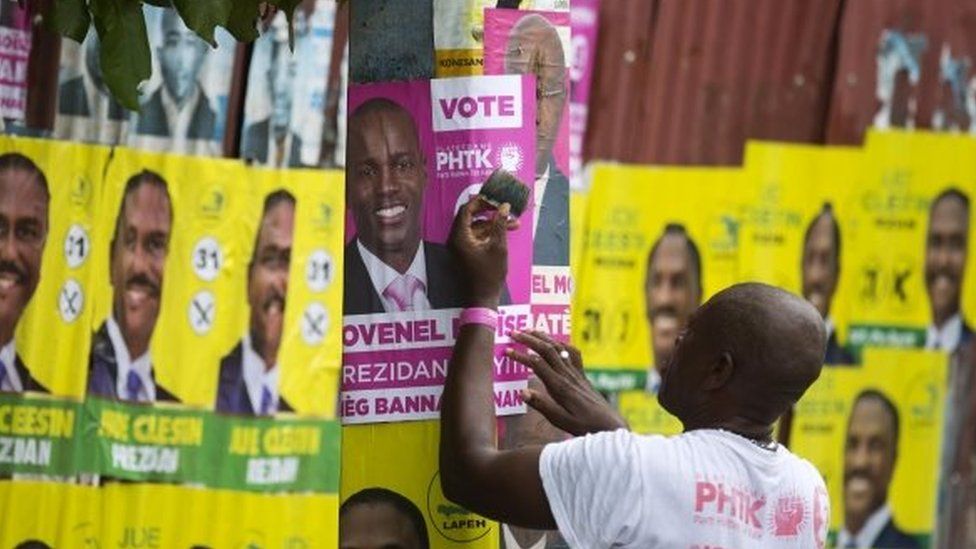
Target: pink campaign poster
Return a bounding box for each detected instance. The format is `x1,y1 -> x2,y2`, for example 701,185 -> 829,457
485,8 -> 572,345
341,75 -> 537,424
0,3 -> 31,119
569,0 -> 600,191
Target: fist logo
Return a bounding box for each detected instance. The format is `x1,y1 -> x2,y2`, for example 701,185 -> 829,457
772,495 -> 805,536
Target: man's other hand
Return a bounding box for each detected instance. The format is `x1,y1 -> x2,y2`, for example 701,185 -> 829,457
507,330 -> 628,436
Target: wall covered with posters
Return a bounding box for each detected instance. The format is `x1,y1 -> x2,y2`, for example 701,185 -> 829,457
0,136 -> 343,547
572,129 -> 976,547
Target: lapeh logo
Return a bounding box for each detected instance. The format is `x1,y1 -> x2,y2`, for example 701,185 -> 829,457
426,471 -> 492,542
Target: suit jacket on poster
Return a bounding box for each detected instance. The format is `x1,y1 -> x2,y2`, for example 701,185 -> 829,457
87,322 -> 179,402
57,75 -> 127,121
533,158 -> 570,267
242,118 -> 304,167
135,87 -> 217,140
343,241 -> 466,316
959,319 -> 974,353
872,518 -> 920,549
214,340 -> 294,415
8,353 -> 49,393
823,331 -> 855,365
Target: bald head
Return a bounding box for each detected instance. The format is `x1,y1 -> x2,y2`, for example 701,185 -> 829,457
659,283 -> 826,431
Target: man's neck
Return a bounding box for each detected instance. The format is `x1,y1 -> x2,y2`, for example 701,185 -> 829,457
366,240 -> 421,274
685,416 -> 776,444
845,501 -> 886,538
933,307 -> 960,330
0,330 -> 13,352
249,330 -> 278,373
123,333 -> 150,361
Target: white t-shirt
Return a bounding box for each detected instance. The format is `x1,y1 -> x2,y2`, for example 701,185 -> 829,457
540,428 -> 829,549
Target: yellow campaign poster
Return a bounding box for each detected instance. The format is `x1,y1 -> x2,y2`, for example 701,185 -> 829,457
0,479 -> 338,547
616,390 -> 682,436
1,136 -> 109,398
249,167 -> 344,417
342,421 -> 499,548
92,146 -> 250,407
740,142 -> 863,364
790,349 -> 947,547
572,163 -> 741,392
847,130 -> 976,355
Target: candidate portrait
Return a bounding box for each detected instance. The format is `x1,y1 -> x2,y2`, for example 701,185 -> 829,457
924,188 -> 971,354
135,8 -> 216,141
88,170 -> 178,403
340,487 -> 430,549
343,97 -> 463,315
802,203 -> 854,364
503,13 -> 569,267
0,153 -> 50,394
215,190 -> 295,416
643,224 -> 702,394
839,389 -> 918,549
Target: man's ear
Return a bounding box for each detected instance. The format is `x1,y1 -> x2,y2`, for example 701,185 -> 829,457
702,351 -> 734,391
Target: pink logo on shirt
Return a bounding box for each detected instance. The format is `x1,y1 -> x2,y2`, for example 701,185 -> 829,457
813,486 -> 829,549
771,495 -> 806,536
694,481 -> 766,529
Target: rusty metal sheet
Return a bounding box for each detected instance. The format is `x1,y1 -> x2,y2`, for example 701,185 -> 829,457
825,0 -> 976,144
641,0 -> 842,165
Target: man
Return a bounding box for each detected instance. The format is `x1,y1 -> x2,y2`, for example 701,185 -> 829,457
215,190 -> 295,415
242,32 -> 304,167
644,223 -> 703,392
503,13 -> 569,267
88,170 -> 177,403
802,204 -> 854,364
924,188 -> 972,354
838,390 -> 918,548
340,487 -> 430,549
0,153 -> 49,393
440,198 -> 830,547
343,97 -> 463,315
135,9 -> 215,141
57,30 -> 127,122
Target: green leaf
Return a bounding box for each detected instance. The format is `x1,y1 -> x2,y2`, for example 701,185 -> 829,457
172,0 -> 231,47
223,0 -> 261,43
51,0 -> 91,43
89,0 -> 151,111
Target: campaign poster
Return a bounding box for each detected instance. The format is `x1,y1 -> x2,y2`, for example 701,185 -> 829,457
433,0 -> 570,78
484,8 -> 572,350
790,348 -> 947,548
341,421 -> 499,548
0,2 -> 31,120
82,146 -> 249,483
247,166 -> 345,418
0,480 -> 338,547
0,136 -> 107,477
568,0 -> 599,191
572,163 -> 741,392
240,2 -> 337,168
127,6 -> 238,156
846,130 -> 976,356
55,27 -> 132,145
740,142 -> 864,365
341,75 -> 536,425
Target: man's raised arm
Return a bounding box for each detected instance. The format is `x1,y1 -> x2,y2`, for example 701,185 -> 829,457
439,198 -> 557,529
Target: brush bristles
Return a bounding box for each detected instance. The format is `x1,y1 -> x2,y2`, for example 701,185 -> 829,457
479,169 -> 530,218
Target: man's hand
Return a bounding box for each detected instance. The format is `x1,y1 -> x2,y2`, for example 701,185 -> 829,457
448,197 -> 519,309
507,330 -> 628,436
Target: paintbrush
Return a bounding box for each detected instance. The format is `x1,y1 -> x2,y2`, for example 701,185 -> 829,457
477,169 -> 530,219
